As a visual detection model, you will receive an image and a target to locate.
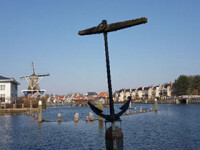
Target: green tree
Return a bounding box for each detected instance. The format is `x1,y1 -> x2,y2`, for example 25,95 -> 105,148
173,75 -> 190,96
188,76 -> 194,94
192,75 -> 200,95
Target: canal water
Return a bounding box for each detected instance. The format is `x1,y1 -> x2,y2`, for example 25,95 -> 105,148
0,104 -> 200,150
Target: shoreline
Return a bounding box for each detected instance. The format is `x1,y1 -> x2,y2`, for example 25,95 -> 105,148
131,98 -> 200,104
0,108 -> 38,115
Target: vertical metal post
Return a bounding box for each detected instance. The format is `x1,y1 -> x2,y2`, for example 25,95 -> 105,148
103,32 -> 115,119
38,100 -> 42,123
74,113 -> 79,122
22,103 -> 24,109
98,101 -> 103,121
154,99 -> 158,112
129,100 -> 132,109
58,113 -> 61,123
30,99 -> 33,109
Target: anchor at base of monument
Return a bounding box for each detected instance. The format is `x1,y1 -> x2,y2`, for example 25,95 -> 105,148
88,99 -> 131,122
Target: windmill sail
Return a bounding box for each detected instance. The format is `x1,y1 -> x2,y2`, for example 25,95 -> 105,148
21,62 -> 49,97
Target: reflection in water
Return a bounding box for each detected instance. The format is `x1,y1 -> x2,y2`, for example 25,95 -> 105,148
99,120 -> 103,130
0,104 -> 200,149
105,124 -> 124,150
38,122 -> 42,129
2,115 -> 13,148
98,121 -> 104,138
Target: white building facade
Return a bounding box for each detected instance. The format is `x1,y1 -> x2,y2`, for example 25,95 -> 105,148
115,83 -> 173,102
0,76 -> 20,103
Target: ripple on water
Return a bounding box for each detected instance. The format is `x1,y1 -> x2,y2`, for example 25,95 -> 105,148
0,104 -> 200,150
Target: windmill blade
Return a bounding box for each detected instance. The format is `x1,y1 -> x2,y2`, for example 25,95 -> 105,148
32,61 -> 36,75
20,75 -> 31,78
37,74 -> 50,77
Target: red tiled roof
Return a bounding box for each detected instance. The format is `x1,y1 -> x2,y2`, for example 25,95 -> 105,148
75,94 -> 86,100
54,95 -> 64,100
98,92 -> 109,97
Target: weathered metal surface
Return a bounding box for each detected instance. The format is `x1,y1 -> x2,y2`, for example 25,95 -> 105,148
79,17 -> 147,122
103,31 -> 115,119
78,17 -> 147,35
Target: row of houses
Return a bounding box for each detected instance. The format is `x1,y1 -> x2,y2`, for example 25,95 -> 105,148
0,74 -> 173,104
48,92 -> 109,104
47,83 -> 173,104
114,83 -> 173,102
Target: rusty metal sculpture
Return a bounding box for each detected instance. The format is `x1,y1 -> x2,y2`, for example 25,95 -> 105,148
78,17 -> 147,122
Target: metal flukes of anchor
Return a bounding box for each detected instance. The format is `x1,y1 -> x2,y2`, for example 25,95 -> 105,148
88,99 -> 130,122
88,101 -> 110,120
115,98 -> 131,118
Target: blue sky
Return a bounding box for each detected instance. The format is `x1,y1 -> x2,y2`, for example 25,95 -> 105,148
0,0 -> 200,95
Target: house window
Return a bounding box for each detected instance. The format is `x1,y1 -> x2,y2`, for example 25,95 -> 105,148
0,94 -> 5,102
0,85 -> 5,90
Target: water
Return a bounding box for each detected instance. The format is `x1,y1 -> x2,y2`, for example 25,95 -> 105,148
0,104 -> 200,150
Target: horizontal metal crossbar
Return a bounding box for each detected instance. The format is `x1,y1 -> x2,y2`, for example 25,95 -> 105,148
78,17 -> 147,35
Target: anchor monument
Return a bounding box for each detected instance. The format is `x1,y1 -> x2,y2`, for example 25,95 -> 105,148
79,17 -> 147,149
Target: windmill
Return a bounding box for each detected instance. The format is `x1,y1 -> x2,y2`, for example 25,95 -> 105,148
21,62 -> 49,97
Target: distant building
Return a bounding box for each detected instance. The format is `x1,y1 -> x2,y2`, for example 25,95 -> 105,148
53,95 -> 65,103
118,89 -> 132,102
115,83 -> 173,102
160,83 -> 173,99
63,93 -> 73,103
72,93 -> 87,103
85,92 -> 98,100
0,76 -> 20,103
98,92 -> 109,104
